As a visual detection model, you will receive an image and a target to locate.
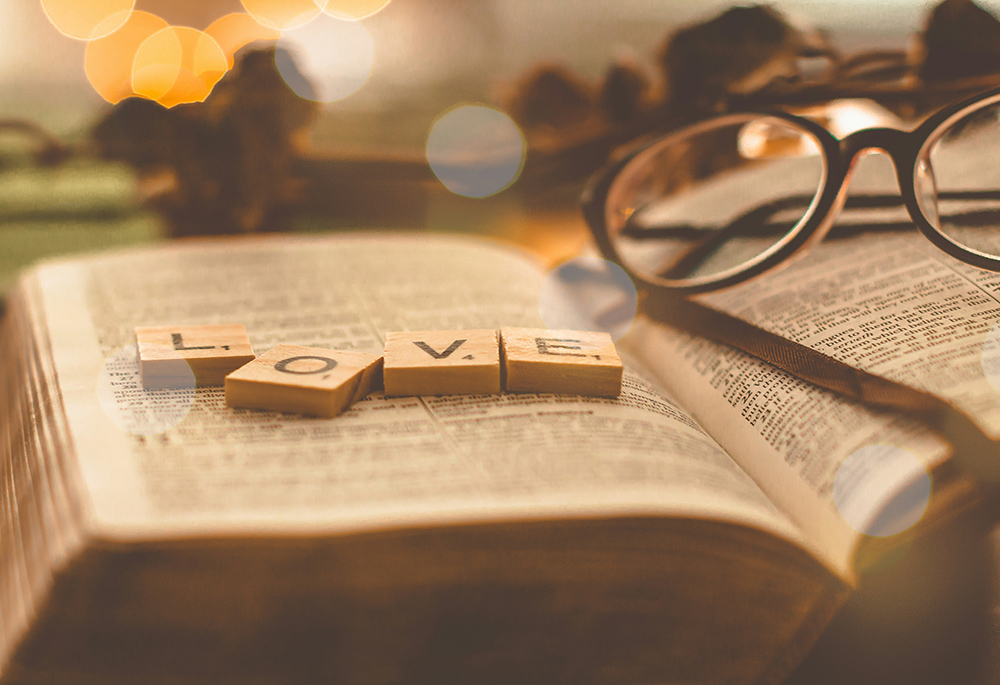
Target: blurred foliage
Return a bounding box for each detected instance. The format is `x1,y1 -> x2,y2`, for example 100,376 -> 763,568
0,160 -> 159,291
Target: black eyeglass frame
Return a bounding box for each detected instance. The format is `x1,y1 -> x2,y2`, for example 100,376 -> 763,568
581,85 -> 1000,296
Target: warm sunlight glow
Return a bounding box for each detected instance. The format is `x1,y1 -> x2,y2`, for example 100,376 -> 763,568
240,0 -> 321,31
132,27 -> 228,108
85,10 -> 169,103
314,0 -> 392,21
40,0 -> 134,41
738,120 -> 821,160
807,99 -> 903,138
205,13 -> 281,69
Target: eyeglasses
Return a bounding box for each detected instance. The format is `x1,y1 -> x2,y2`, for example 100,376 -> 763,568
581,86 -> 1000,295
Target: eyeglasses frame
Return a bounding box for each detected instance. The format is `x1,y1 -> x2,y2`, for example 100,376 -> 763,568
581,85 -> 1000,296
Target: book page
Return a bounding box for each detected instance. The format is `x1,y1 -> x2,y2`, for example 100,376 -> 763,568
31,234 -> 805,552
627,319 -> 955,578
625,153 -> 997,573
697,155 -> 1000,436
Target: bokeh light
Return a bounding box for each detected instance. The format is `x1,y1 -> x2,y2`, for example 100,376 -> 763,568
833,445 -> 931,537
205,13 -> 281,69
40,0 -> 134,41
85,10 -> 170,103
240,0 -> 321,31
132,27 -> 228,108
275,15 -> 375,102
426,105 -> 526,198
539,256 -> 638,341
98,344 -> 195,435
738,119 -> 822,159
315,0 -> 392,21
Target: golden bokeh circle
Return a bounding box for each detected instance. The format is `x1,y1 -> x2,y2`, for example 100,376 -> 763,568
41,0 -> 135,41
132,27 -> 228,108
85,10 -> 170,103
314,0 -> 392,21
240,0 -> 321,31
205,13 -> 281,69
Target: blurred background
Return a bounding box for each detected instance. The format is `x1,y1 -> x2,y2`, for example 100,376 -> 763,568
5,4 -> 1000,682
2,0 -> 984,142
2,0 -> 1000,289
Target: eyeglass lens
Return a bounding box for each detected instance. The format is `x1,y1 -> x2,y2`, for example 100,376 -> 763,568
918,100 -> 1000,258
607,115 -> 827,284
606,103 -> 1000,287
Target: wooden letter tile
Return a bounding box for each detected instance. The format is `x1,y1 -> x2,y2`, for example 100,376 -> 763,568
136,324 -> 255,389
501,328 -> 623,397
225,344 -> 383,418
383,330 -> 501,396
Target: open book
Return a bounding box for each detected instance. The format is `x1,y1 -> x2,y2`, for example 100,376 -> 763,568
0,232 -> 988,684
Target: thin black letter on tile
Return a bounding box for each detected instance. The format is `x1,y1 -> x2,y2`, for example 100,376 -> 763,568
413,339 -> 466,359
274,356 -> 338,374
171,333 -> 215,351
535,338 -> 586,357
